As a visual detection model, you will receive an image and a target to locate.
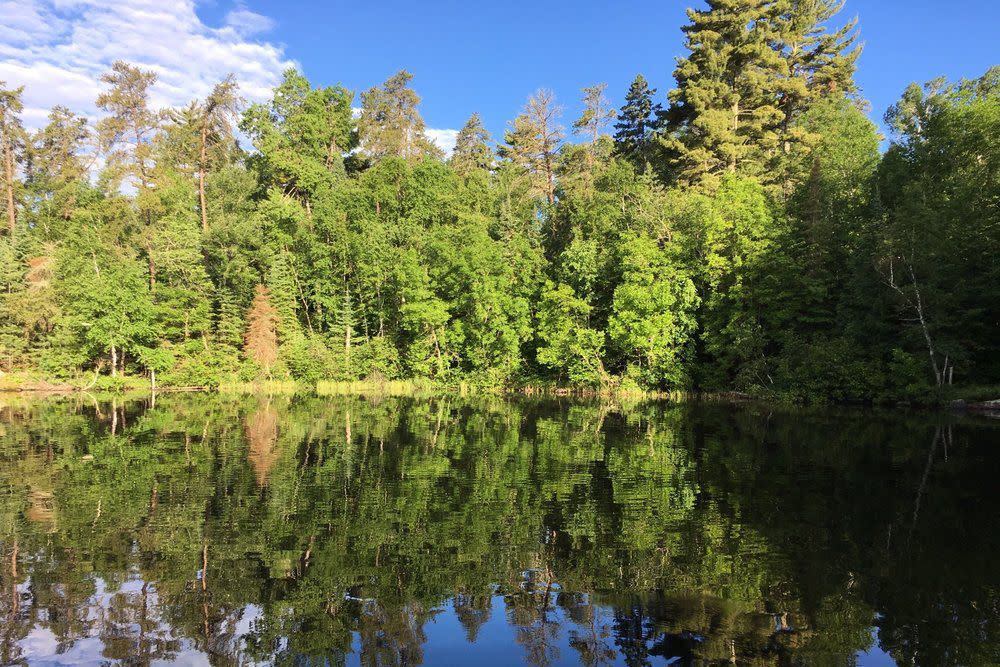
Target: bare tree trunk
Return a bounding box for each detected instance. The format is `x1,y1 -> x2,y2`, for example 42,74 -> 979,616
886,257 -> 943,386
110,345 -> 118,378
907,263 -> 942,385
344,286 -> 352,364
3,137 -> 14,234
201,543 -> 208,592
199,125 -> 208,232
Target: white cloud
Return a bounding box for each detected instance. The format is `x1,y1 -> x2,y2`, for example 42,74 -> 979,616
0,0 -> 459,157
426,128 -> 458,156
0,0 -> 295,129
225,2 -> 275,37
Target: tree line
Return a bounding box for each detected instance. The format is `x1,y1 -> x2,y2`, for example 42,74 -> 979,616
0,0 -> 997,401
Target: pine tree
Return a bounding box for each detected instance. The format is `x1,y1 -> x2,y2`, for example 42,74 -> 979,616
0,82 -> 26,235
776,0 -> 860,126
663,0 -> 787,188
613,75 -> 661,171
267,252 -> 304,343
572,84 -> 616,188
197,76 -> 242,231
243,284 -> 280,376
215,287 -> 245,350
451,113 -> 493,175
26,106 -> 91,221
574,83 -> 616,146
95,61 -> 161,191
663,0 -> 861,189
358,70 -> 439,161
499,89 -> 563,205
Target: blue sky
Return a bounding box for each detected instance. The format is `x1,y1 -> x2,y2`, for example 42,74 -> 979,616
206,0 -> 1000,145
2,0 -> 997,152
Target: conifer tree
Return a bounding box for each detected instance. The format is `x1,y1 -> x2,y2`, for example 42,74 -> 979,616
267,252 -> 305,344
663,0 -> 862,189
95,61 -> 161,191
613,75 -> 661,172
26,106 -> 91,220
572,84 -> 616,187
662,0 -> 786,188
196,76 -> 241,231
0,83 -> 26,235
358,70 -> 439,161
574,83 -> 616,146
499,89 -> 563,205
244,285 -> 280,376
776,0 -> 860,129
451,113 -> 493,175
215,288 -> 245,350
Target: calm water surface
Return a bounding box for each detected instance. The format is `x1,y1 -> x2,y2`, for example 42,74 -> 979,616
0,394 -> 996,666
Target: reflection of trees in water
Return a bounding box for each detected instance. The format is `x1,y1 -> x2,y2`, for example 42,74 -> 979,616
0,395 -> 996,665
453,592 -> 492,642
245,401 -> 279,486
509,567 -> 561,666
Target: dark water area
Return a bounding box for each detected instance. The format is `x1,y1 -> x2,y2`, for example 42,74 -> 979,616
0,394 -> 996,666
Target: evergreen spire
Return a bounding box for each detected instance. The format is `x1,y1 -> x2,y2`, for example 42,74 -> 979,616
613,74 -> 661,171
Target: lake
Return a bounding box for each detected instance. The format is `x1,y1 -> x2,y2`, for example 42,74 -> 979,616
0,394 -> 996,666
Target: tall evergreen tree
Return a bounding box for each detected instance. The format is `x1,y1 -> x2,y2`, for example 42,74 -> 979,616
613,75 -> 661,171
358,70 -> 439,162
450,113 -> 493,175
499,89 -> 563,206
776,0 -> 860,128
0,83 -> 26,235
662,0 -> 786,188
26,106 -> 91,222
571,83 -> 616,189
196,76 -> 242,231
95,61 -> 161,191
574,83 -> 616,146
663,0 -> 862,189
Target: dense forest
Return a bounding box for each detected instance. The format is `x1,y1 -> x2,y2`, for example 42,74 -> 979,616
0,1 -> 997,401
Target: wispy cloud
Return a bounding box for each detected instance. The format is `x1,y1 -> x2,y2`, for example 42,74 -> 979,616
0,0 -> 295,128
0,0 -> 459,154
225,2 -> 275,37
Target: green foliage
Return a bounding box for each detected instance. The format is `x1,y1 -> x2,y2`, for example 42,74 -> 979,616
1,32 -> 996,404
608,235 -> 699,389
613,74 -> 661,171
536,282 -> 605,386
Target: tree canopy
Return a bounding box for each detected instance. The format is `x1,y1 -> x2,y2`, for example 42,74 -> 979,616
0,5 -> 996,404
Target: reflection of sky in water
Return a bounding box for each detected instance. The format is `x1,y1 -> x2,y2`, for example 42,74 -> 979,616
857,628 -> 897,667
16,584 -> 902,666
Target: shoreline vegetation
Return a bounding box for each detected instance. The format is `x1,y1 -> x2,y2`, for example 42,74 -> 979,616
1,2 -> 997,406
2,370 -> 998,413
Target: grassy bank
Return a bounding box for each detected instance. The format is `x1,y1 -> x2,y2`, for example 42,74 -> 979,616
3,370 -> 998,411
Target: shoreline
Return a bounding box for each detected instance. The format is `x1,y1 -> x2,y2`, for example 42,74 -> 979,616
2,377 -> 999,415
